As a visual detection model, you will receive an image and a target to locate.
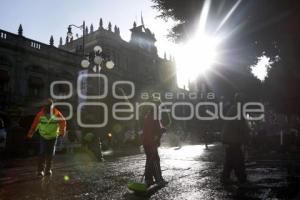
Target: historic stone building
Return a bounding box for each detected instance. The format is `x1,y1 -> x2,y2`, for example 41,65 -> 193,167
60,19 -> 176,94
0,19 -> 177,124
0,25 -> 80,115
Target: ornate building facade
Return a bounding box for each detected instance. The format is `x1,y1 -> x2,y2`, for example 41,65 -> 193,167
0,19 -> 177,123
0,25 -> 79,115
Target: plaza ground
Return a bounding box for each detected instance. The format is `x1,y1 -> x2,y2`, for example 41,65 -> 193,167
1,144 -> 300,200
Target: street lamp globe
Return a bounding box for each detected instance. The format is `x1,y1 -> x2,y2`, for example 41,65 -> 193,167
106,61 -> 114,69
94,56 -> 103,65
93,65 -> 102,73
94,45 -> 102,53
81,59 -> 90,68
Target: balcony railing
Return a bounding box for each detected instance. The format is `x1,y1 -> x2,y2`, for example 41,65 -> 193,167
0,31 -> 7,39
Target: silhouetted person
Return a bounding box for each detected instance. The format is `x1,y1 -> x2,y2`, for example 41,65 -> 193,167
0,117 -> 6,150
204,131 -> 209,150
221,93 -> 250,184
27,99 -> 66,176
142,107 -> 167,187
0,117 -> 7,159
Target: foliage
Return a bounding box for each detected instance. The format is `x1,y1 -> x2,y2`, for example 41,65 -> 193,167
152,0 -> 300,114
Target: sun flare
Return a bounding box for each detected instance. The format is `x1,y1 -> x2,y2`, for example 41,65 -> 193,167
173,0 -> 221,89
175,34 -> 219,89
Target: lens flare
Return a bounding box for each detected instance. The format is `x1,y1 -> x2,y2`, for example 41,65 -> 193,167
174,0 -> 245,89
174,0 -> 220,89
175,35 -> 219,89
64,175 -> 70,181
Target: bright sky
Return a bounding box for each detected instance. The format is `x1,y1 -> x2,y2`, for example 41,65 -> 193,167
1,0 -> 255,90
0,0 -> 176,58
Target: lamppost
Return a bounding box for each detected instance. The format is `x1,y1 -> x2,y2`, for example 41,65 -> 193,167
78,45 -> 114,126
67,21 -> 86,56
79,46 -> 114,161
80,45 -> 114,103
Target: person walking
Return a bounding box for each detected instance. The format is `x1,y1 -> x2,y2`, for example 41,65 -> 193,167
142,107 -> 167,187
27,98 -> 66,176
221,93 -> 250,184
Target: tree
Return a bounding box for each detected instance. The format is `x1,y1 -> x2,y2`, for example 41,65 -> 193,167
152,0 -> 239,42
152,0 -> 300,114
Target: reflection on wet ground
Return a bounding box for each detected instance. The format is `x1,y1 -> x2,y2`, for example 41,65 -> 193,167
1,144 -> 300,199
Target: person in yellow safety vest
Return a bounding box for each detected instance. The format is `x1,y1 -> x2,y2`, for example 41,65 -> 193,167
27,98 -> 66,177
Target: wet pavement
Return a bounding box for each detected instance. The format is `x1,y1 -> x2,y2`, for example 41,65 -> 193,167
1,144 -> 300,200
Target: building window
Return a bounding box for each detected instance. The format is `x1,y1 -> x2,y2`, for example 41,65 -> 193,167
28,76 -> 44,98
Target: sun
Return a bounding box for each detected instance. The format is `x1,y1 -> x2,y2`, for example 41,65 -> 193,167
173,0 -> 220,90
171,0 -> 243,89
175,34 -> 219,89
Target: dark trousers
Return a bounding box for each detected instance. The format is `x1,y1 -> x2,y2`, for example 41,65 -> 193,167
222,144 -> 247,183
38,135 -> 57,172
144,146 -> 163,184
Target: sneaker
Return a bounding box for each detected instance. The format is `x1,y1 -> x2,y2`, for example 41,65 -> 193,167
44,170 -> 52,176
37,171 -> 44,177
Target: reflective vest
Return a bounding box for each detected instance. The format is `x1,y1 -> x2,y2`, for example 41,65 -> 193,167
27,107 -> 66,140
36,115 -> 60,139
